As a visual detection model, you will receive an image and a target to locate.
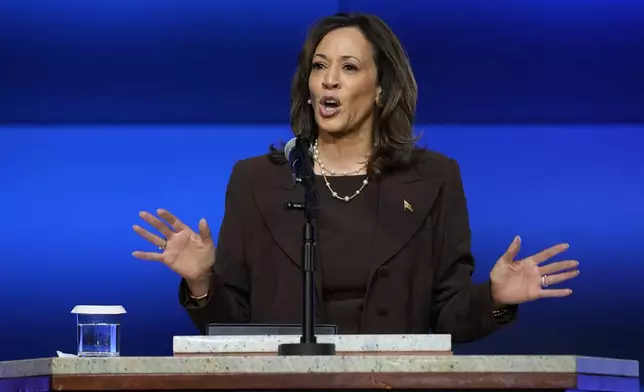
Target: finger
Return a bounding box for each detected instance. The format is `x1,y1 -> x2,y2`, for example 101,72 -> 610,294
132,224 -> 166,248
529,243 -> 569,265
198,218 -> 213,242
539,288 -> 573,298
157,209 -> 188,232
139,211 -> 175,238
501,236 -> 521,263
132,251 -> 165,262
539,260 -> 579,275
544,270 -> 580,286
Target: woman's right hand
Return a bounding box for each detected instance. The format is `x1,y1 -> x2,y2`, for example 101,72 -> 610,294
132,209 -> 215,295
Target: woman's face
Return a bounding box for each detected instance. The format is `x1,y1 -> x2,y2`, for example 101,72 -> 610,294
308,27 -> 382,137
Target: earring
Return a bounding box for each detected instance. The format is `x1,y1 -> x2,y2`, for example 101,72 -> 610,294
307,98 -> 311,105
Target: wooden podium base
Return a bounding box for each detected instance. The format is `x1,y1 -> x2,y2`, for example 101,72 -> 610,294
0,355 -> 639,392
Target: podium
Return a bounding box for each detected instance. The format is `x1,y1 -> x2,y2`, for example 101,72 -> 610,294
173,334 -> 453,356
0,335 -> 639,391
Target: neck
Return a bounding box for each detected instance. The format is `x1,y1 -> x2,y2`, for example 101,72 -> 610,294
314,128 -> 372,176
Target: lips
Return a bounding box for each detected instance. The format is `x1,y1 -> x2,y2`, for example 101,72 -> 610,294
319,105 -> 341,118
318,96 -> 342,119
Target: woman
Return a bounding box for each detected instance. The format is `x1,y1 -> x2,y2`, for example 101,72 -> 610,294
132,13 -> 579,341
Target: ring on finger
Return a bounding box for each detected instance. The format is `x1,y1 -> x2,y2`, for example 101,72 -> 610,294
541,274 -> 548,288
159,238 -> 167,251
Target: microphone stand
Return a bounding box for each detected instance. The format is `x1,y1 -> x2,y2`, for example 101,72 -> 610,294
278,142 -> 336,356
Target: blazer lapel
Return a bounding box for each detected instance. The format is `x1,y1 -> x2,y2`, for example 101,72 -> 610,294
253,165 -> 304,269
252,163 -> 324,305
370,166 -> 442,275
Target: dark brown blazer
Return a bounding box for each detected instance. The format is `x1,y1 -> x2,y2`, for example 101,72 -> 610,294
180,149 -> 517,342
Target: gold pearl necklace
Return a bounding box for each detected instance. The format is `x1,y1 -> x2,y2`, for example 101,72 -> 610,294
312,140 -> 369,202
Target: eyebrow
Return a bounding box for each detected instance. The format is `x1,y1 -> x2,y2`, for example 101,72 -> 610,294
313,53 -> 361,63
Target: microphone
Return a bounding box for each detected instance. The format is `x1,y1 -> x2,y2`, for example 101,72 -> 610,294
284,137 -> 315,185
278,136 -> 336,357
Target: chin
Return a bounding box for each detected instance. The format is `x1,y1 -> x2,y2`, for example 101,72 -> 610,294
316,117 -> 349,135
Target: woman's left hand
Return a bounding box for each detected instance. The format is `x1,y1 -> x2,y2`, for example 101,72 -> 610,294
490,236 -> 580,306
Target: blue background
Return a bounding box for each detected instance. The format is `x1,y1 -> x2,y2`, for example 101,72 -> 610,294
1,0 -> 643,384
2,0 -> 643,123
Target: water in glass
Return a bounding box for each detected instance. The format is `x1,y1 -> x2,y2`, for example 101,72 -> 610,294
71,305 -> 126,357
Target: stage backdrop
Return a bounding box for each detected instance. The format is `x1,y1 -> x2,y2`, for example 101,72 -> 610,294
1,0 -> 643,123
1,124 -> 643,367
1,0 -> 643,384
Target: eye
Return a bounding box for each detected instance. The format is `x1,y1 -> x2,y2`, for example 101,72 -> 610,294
343,64 -> 358,71
312,62 -> 326,70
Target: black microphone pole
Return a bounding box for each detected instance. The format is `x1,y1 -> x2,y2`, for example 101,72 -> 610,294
278,137 -> 336,356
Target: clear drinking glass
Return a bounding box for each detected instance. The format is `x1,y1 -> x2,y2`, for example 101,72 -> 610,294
71,305 -> 126,357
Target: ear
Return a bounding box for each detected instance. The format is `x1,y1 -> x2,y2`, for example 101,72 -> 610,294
375,86 -> 383,106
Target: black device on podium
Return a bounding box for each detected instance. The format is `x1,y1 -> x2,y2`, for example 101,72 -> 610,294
277,136 -> 336,356
206,323 -> 337,336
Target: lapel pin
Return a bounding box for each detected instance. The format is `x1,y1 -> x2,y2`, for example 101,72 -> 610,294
404,199 -> 414,212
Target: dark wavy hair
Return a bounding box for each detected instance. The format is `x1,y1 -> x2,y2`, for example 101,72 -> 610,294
270,13 -> 420,178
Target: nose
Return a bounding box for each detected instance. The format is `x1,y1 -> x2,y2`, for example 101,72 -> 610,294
322,68 -> 340,90
322,79 -> 340,90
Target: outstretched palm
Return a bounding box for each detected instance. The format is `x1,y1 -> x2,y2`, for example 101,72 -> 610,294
490,236 -> 580,306
132,209 -> 215,282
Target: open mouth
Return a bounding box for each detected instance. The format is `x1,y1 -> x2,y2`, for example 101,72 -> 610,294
319,96 -> 342,118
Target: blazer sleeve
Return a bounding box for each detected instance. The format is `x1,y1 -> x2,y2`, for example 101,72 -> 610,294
178,160 -> 251,334
430,158 -> 517,343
